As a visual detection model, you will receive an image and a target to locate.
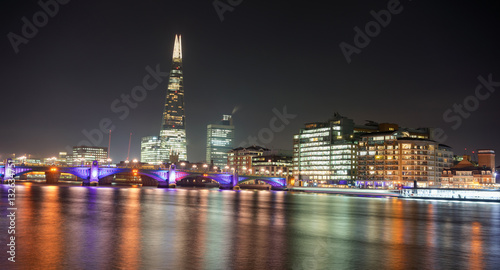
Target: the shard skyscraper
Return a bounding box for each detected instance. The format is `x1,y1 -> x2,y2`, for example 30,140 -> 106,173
159,34 -> 187,162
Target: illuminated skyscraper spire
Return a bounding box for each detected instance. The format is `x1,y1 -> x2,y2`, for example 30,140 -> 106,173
159,34 -> 187,162
173,35 -> 182,60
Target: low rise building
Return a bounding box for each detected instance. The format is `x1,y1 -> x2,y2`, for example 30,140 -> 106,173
227,145 -> 269,173
251,150 -> 293,177
441,150 -> 496,188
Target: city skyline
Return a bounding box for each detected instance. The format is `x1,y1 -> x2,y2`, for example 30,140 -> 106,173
3,2 -> 500,269
1,1 -> 499,164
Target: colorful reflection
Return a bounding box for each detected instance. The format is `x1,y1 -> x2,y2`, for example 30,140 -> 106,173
2,185 -> 500,269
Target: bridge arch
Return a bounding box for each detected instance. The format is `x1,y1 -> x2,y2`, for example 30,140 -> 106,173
175,173 -> 232,186
237,176 -> 286,187
92,169 -> 169,186
11,167 -> 81,178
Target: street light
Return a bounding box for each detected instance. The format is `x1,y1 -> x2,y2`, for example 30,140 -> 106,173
192,164 -> 197,170
107,158 -> 112,167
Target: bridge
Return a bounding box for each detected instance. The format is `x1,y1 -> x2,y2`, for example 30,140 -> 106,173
0,159 -> 287,189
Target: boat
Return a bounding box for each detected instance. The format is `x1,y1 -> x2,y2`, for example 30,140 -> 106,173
399,188 -> 500,202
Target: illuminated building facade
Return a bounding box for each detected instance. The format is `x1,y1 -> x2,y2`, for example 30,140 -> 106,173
357,132 -> 453,188
141,136 -> 164,165
292,114 -> 448,188
228,145 -> 269,173
206,115 -> 234,168
159,34 -> 187,162
293,114 -> 358,186
252,150 -> 293,177
441,150 -> 496,188
72,146 -> 108,166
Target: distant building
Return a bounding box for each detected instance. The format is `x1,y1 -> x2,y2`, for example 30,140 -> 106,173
59,152 -> 69,165
478,149 -> 495,171
72,146 -> 108,166
228,145 -> 269,173
252,149 -> 293,177
441,150 -> 496,188
141,136 -> 164,165
357,132 -> 453,188
14,156 -> 41,165
206,115 -> 234,168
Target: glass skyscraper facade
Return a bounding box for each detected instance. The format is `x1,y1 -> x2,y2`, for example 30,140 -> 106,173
206,115 -> 234,168
160,34 -> 187,162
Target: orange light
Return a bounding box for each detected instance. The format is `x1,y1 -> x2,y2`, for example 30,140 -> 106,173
50,168 -> 57,172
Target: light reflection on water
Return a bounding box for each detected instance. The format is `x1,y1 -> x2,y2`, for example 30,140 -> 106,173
1,184 -> 500,269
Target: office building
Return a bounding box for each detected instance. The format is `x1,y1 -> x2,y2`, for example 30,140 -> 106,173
72,146 -> 108,166
141,136 -> 164,165
293,114 -> 358,186
206,115 -> 235,168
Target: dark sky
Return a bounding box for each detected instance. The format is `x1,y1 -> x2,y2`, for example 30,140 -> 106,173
1,0 -> 500,165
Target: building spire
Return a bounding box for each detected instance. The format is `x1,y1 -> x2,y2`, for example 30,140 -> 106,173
173,34 -> 182,61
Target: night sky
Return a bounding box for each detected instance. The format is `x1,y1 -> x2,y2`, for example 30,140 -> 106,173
1,0 -> 500,164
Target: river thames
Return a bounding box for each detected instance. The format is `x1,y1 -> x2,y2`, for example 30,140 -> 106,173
2,184 -> 500,269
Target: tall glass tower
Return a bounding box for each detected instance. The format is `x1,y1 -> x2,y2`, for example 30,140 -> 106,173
206,115 -> 234,168
160,35 -> 187,162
